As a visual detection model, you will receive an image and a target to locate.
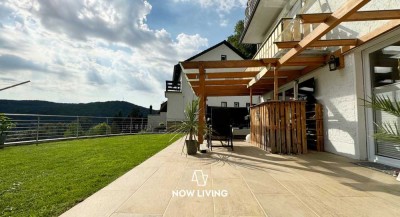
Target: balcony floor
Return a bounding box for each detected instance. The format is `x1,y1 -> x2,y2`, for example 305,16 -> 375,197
61,139 -> 400,217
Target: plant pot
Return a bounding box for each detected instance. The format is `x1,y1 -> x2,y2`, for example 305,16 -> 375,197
185,140 -> 198,155
0,134 -> 6,149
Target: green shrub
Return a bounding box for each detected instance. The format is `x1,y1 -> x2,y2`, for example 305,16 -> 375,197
86,122 -> 111,136
64,122 -> 83,137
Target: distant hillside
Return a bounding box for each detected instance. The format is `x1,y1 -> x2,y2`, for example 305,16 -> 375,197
0,100 -> 153,117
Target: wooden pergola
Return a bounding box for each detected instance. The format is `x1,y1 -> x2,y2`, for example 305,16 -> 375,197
179,0 -> 400,144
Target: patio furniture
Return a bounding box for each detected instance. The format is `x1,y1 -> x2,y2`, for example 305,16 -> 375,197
232,127 -> 250,139
207,124 -> 233,151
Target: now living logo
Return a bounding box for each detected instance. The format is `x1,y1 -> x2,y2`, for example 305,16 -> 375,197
171,170 -> 229,198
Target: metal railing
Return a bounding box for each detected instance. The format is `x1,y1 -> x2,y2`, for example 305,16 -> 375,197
166,81 -> 181,92
2,113 -> 149,145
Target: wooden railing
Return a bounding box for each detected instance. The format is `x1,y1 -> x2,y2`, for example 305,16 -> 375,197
250,101 -> 307,154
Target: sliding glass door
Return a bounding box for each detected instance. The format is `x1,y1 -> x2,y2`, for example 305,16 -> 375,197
369,41 -> 400,160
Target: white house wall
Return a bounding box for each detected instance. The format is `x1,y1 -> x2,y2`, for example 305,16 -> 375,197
257,0 -> 400,160
207,96 -> 260,107
165,92 -> 185,122
147,112 -> 167,132
186,44 -> 260,108
261,54 -> 362,159
168,43 -> 260,123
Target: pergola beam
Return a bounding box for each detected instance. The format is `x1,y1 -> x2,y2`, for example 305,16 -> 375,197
275,39 -> 358,49
354,19 -> 400,50
190,78 -> 286,86
187,70 -> 301,81
181,59 -> 269,69
193,85 -> 271,93
299,10 -> 400,23
186,71 -> 259,79
277,0 -> 370,67
206,91 -> 267,97
249,0 -> 370,88
181,56 -> 326,70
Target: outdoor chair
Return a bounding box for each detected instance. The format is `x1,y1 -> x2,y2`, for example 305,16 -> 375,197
206,124 -> 233,151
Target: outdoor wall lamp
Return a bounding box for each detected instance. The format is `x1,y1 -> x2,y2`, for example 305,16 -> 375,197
328,55 -> 340,71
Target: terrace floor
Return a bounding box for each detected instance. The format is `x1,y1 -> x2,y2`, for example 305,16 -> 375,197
61,139 -> 400,217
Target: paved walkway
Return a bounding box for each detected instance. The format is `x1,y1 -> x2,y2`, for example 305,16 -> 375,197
61,139 -> 400,217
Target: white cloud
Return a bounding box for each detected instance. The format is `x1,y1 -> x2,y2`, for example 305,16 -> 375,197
173,0 -> 247,13
0,0 -> 209,108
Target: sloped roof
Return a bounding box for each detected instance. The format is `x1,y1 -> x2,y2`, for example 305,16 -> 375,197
159,101 -> 167,113
185,40 -> 247,61
172,40 -> 247,82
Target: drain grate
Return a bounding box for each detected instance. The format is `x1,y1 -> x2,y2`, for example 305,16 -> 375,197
352,161 -> 400,176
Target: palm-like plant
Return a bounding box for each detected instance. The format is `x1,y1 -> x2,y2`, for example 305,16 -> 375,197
170,99 -> 201,155
363,94 -> 400,143
183,98 -> 200,141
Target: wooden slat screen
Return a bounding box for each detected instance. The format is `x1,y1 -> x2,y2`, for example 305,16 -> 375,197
250,101 -> 307,154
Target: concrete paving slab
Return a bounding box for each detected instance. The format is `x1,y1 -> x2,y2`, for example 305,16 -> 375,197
62,139 -> 400,217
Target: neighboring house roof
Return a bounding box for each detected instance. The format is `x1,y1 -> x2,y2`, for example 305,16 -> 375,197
159,101 -> 167,113
172,40 -> 247,83
185,40 -> 247,61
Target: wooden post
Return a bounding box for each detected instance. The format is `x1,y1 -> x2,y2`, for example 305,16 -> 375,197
250,87 -> 253,106
198,64 -> 206,144
274,67 -> 278,100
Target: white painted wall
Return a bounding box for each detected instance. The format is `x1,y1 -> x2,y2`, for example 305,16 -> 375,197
207,96 -> 260,107
147,112 -> 166,132
256,0 -> 400,161
165,92 -> 185,122
166,42 -> 260,123
184,43 -> 260,108
263,55 -> 360,159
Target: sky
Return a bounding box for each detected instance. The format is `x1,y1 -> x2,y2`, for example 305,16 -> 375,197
0,0 -> 247,109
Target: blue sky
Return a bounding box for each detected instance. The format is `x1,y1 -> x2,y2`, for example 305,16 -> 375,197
0,0 -> 246,108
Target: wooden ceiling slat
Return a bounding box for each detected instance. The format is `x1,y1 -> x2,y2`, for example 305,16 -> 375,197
299,10 -> 400,23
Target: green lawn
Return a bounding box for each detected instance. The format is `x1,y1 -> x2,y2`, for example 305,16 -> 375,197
0,134 -> 181,217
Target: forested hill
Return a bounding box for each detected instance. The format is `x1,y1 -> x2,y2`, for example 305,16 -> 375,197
0,100 -> 152,117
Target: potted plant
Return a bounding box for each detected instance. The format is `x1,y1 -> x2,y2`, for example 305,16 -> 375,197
0,114 -> 15,149
172,99 -> 200,155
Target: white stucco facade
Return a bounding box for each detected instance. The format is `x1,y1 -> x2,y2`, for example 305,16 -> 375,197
147,112 -> 167,132
165,42 -> 260,124
255,0 -> 400,166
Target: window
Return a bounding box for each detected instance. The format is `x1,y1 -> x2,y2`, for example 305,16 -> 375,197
221,102 -> 227,107
234,102 -> 239,107
369,40 -> 400,159
221,55 -> 227,61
